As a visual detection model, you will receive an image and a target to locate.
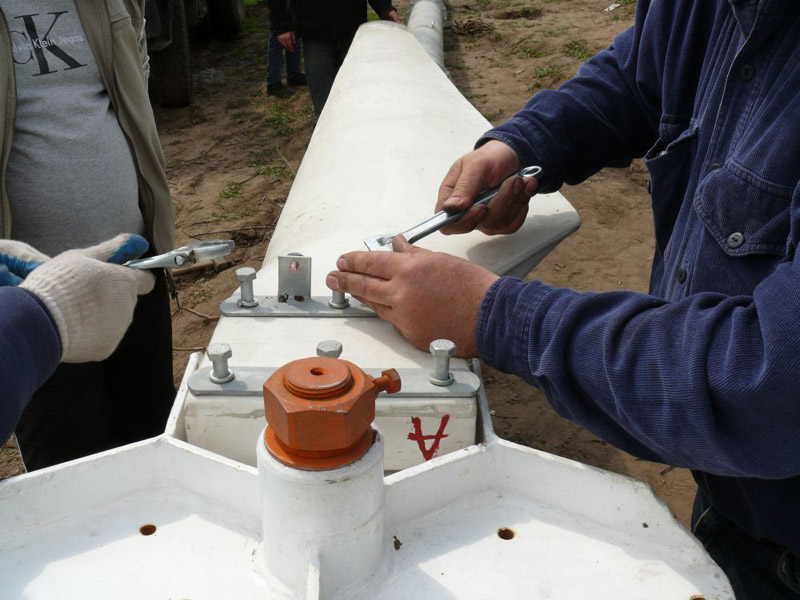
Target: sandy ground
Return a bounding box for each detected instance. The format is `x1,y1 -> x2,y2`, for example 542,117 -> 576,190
0,0 -> 696,526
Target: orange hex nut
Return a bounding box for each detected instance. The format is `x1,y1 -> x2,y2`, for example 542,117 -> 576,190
263,357 -> 401,470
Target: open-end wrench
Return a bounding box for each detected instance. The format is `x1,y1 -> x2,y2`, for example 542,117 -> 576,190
124,239 -> 236,269
364,165 -> 542,251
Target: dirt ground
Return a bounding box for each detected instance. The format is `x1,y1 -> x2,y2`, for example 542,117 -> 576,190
0,0 -> 696,526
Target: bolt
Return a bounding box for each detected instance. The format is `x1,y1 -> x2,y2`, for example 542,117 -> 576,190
208,342 -> 235,384
236,267 -> 259,308
374,369 -> 402,394
316,340 -> 344,359
429,339 -> 456,386
329,290 -> 350,309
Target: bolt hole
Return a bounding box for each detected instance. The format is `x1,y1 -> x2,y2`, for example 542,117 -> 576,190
497,527 -> 515,540
310,367 -> 325,376
140,524 -> 157,536
294,295 -> 305,302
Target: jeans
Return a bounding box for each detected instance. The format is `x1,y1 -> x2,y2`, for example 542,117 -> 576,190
15,270 -> 175,471
302,36 -> 353,119
692,489 -> 800,599
267,31 -> 302,86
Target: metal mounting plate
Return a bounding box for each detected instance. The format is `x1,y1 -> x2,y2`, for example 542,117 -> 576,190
220,295 -> 378,317
188,366 -> 481,397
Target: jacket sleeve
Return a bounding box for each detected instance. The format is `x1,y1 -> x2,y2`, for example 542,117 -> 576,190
480,0 -> 682,194
268,0 -> 293,34
368,0 -> 396,20
0,288 -> 61,444
477,211 -> 800,479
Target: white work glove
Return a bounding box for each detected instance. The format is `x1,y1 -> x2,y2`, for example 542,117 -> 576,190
0,240 -> 49,286
19,234 -> 156,363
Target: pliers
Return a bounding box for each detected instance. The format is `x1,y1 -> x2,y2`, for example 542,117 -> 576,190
124,239 -> 236,270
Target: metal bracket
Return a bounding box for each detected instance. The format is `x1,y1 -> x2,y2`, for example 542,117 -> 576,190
278,253 -> 311,301
221,252 -> 378,317
188,366 -> 481,398
220,296 -> 377,317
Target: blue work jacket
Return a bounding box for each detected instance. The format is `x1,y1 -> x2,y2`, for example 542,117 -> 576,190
478,0 -> 800,552
0,288 -> 60,444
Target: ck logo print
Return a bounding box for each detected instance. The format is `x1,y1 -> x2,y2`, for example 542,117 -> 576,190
9,11 -> 87,75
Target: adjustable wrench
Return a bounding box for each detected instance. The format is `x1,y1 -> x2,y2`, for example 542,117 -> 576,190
364,165 -> 542,251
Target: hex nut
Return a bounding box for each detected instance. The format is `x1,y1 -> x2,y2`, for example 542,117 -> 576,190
263,358 -> 377,454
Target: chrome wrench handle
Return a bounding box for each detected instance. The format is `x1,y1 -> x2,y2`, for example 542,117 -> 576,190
366,166 -> 541,250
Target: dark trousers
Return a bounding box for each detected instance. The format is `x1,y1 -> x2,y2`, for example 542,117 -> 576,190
303,35 -> 353,119
15,270 -> 175,471
692,489 -> 800,599
267,31 -> 302,85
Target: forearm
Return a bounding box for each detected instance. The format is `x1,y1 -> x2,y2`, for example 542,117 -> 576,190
478,262 -> 800,479
0,288 -> 61,443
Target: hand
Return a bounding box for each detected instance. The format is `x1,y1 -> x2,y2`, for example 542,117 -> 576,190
0,240 -> 49,286
437,139 -> 539,236
326,236 -> 498,356
278,31 -> 296,53
384,8 -> 400,22
20,234 -> 156,363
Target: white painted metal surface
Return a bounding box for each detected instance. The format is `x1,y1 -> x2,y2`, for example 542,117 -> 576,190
0,427 -> 733,598
181,22 -> 580,471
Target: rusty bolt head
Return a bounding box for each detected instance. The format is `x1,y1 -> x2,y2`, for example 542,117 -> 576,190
374,369 -> 401,394
264,357 -> 379,456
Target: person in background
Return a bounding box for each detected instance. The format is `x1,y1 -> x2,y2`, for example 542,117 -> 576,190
326,0 -> 800,596
266,13 -> 306,98
0,235 -> 155,446
268,0 -> 399,118
0,0 -> 176,470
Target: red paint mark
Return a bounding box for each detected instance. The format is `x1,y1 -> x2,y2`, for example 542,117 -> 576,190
407,415 -> 450,461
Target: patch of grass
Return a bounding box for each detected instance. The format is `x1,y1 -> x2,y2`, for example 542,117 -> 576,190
257,165 -> 294,179
513,45 -> 551,59
243,15 -> 265,33
563,38 -> 595,61
527,65 -> 563,92
533,65 -> 561,79
481,109 -> 503,123
229,42 -> 247,58
264,102 -> 293,135
218,182 -> 244,203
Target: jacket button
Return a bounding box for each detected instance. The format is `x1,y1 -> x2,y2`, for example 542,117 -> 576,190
710,162 -> 722,171
727,232 -> 745,248
676,266 -> 687,283
740,64 -> 755,82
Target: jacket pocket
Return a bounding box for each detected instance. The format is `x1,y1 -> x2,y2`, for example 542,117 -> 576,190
693,159 -> 792,258
644,118 -> 699,257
